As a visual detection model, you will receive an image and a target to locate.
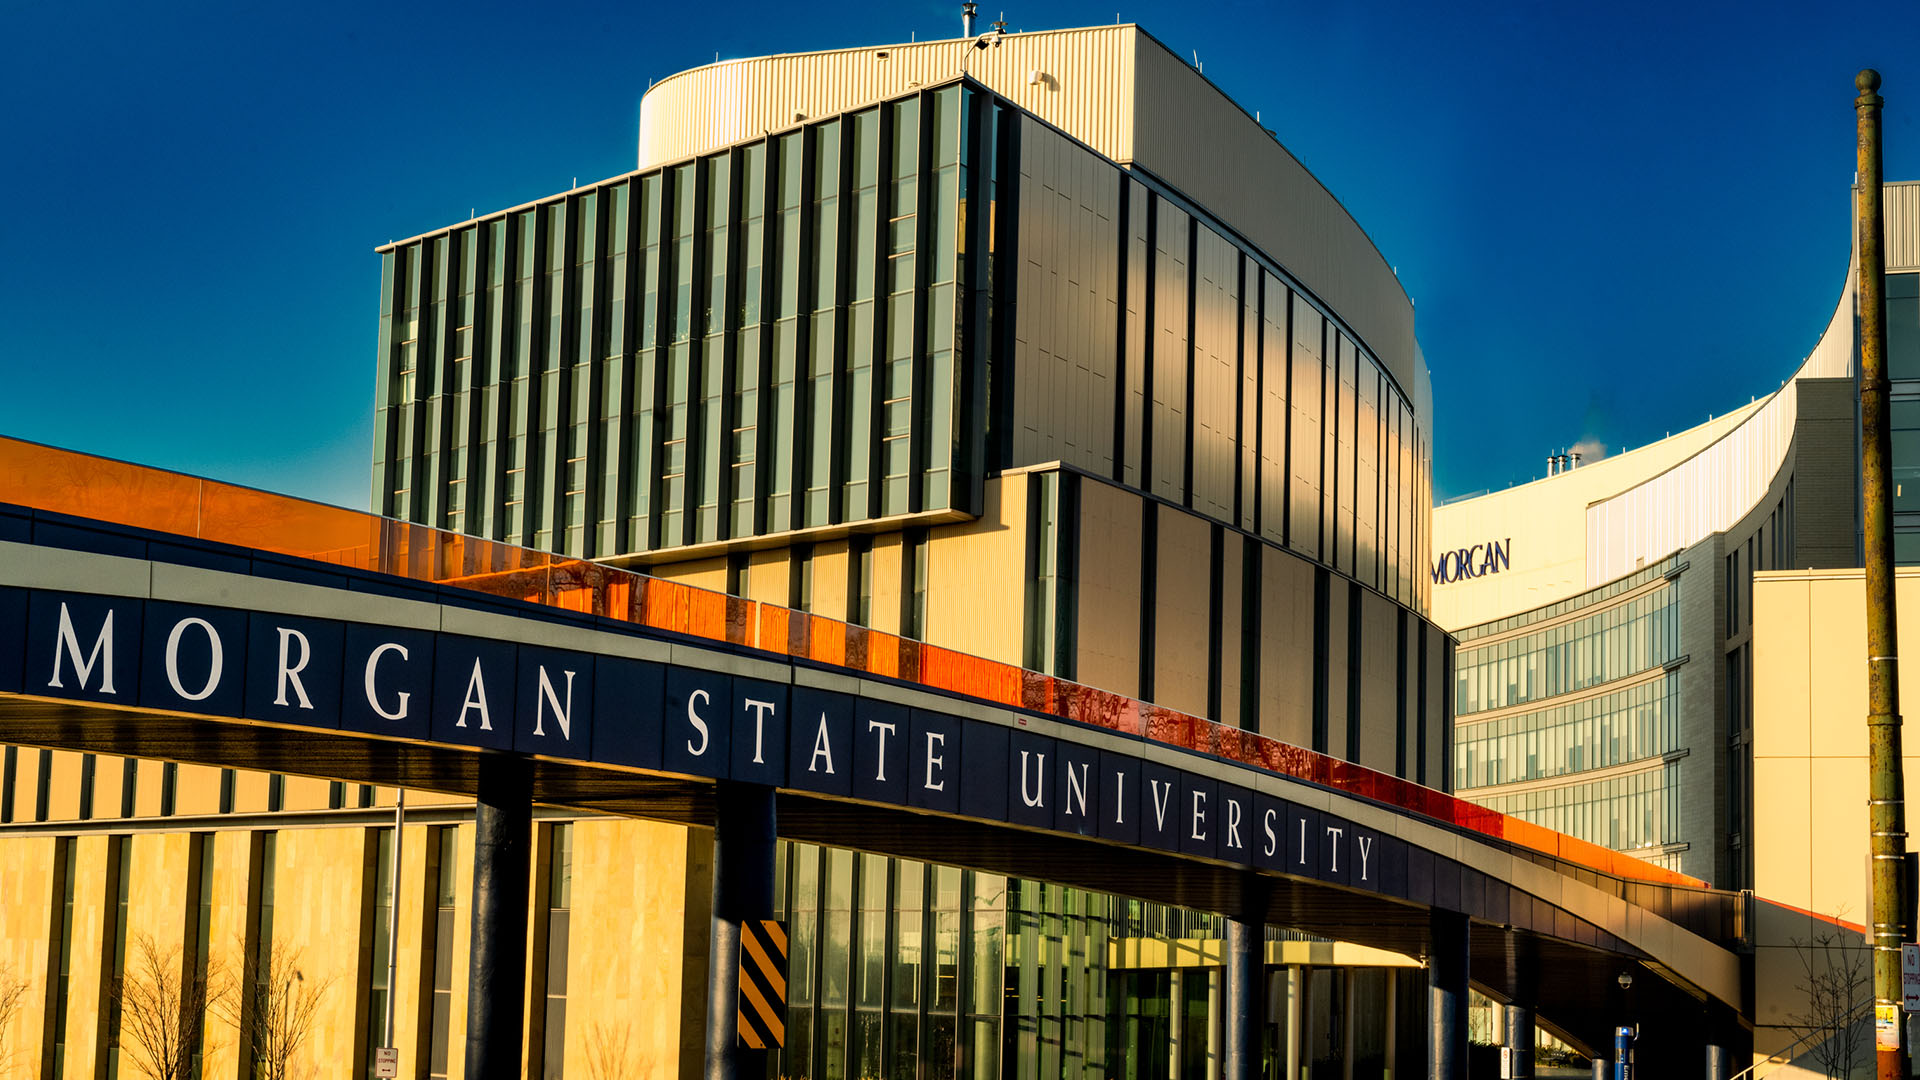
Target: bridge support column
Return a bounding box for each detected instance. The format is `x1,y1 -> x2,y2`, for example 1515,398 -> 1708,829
705,781 -> 778,1080
1224,874 -> 1271,1080
1503,1002 -> 1535,1080
1428,909 -> 1469,1080
1502,937 -> 1538,1080
1342,969 -> 1358,1080
1171,970 -> 1187,1078
1285,965 -> 1307,1080
1703,1000 -> 1742,1080
463,754 -> 534,1080
1705,1040 -> 1728,1080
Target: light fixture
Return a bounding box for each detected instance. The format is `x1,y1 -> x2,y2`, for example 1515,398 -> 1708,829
1616,972 -> 1633,990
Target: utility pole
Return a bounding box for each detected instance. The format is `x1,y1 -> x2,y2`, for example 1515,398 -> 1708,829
1857,67 -> 1910,1080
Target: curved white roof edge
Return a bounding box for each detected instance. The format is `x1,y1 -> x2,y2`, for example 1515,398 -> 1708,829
634,24 -> 1425,403
1431,241 -> 1857,632
1581,245 -> 1856,588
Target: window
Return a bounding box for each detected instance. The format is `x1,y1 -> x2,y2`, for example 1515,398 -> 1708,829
1889,272 -> 1920,381
49,837 -> 77,1080
365,828 -> 396,1073
428,828 -> 459,1080
543,823 -> 574,1080
103,835 -> 132,1080
806,120 -> 843,529
849,537 -> 873,626
792,544 -> 815,612
187,833 -> 214,1080
902,529 -> 929,640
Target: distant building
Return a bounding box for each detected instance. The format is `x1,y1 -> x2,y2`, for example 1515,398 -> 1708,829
1435,185 -> 1920,892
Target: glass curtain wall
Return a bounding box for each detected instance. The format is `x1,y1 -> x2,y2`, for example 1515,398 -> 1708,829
769,842 -> 1359,1080
375,85 -> 979,563
1453,558 -> 1687,863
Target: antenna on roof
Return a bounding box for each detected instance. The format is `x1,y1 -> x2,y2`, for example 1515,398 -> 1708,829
991,11 -> 1008,33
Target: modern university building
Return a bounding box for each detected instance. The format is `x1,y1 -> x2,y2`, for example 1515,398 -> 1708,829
0,18 -> 1784,1080
1433,180 -> 1920,1072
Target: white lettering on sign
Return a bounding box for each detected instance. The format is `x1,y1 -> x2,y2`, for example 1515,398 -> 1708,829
1063,760 -> 1088,817
808,714 -> 836,775
50,603 -> 115,694
868,719 -> 898,782
743,698 -> 777,765
164,617 -> 223,701
533,667 -> 575,740
456,659 -> 492,730
1150,779 -> 1173,831
364,643 -> 410,720
922,731 -> 946,791
1019,751 -> 1047,808
274,627 -> 313,709
685,689 -> 711,756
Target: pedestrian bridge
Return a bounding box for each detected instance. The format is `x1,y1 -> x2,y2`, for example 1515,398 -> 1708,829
0,437 -> 1750,1073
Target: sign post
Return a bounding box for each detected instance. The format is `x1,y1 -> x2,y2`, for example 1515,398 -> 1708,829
1613,1026 -> 1634,1080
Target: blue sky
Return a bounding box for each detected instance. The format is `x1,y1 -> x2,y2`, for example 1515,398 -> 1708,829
3,0 -> 1917,508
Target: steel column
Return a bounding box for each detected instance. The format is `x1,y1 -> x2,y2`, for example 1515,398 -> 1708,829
1503,1003 -> 1535,1080
1224,875 -> 1270,1080
462,754 -> 534,1080
705,782 -> 778,1080
1428,909 -> 1469,1080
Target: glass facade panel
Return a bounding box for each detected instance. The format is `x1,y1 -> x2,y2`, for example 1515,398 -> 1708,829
1289,296 -> 1323,561
1456,672 -> 1681,788
1472,761 -> 1685,855
1889,271 -> 1920,381
1455,558 -> 1687,859
1895,397 -> 1920,513
1151,200 -> 1190,504
1455,577 -> 1680,713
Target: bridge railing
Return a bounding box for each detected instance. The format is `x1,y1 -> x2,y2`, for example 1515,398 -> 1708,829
0,436 -> 1729,914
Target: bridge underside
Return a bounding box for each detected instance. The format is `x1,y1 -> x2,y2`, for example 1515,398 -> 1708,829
0,694 -> 1734,1058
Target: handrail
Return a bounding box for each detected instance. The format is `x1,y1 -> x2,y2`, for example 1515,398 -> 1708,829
1724,998 -> 1872,1080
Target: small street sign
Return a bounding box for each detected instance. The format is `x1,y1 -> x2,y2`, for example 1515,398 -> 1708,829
1878,1004 -> 1902,1049
374,1047 -> 398,1079
1903,943 -> 1920,1011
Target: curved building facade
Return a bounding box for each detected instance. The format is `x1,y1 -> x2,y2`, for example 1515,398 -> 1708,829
1432,184 -> 1920,891
371,24 -> 1445,772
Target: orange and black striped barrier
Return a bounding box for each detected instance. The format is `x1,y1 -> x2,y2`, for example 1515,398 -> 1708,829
737,919 -> 788,1049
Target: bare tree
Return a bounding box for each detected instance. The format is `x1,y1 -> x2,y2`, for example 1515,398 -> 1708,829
216,943 -> 333,1080
583,1021 -> 633,1080
0,962 -> 28,1079
112,934 -> 231,1080
1783,928 -> 1871,1080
